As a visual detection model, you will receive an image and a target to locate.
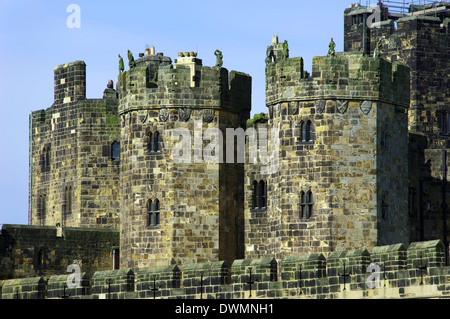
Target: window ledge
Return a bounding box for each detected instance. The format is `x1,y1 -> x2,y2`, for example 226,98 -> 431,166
146,225 -> 161,230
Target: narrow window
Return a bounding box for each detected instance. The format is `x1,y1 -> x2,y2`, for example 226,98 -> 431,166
447,113 -> 450,134
112,248 -> 120,270
301,122 -> 306,142
147,199 -> 161,226
252,181 -> 258,209
147,199 -> 154,226
259,180 -> 267,209
37,249 -> 44,266
148,132 -> 154,152
307,191 -> 313,218
42,146 -> 51,171
111,141 -> 120,160
38,194 -> 46,225
155,131 -> 162,152
155,199 -> 160,225
307,120 -> 314,142
46,147 -> 50,168
440,111 -> 448,134
300,191 -> 306,218
67,186 -> 72,214
63,186 -> 72,226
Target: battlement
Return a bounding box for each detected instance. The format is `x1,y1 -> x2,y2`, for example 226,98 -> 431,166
1,239 -> 449,299
265,46 -> 410,108
118,48 -> 251,115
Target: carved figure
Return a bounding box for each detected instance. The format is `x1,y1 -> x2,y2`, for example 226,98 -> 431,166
282,40 -> 289,60
374,40 -> 382,58
265,45 -> 273,65
128,50 -> 136,69
118,54 -> 124,73
328,38 -> 336,57
214,49 -> 223,67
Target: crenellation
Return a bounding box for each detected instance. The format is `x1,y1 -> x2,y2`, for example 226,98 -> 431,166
3,240 -> 450,299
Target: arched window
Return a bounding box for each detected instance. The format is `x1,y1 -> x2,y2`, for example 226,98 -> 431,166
306,191 -> 313,218
149,131 -> 162,153
252,180 -> 267,210
300,191 -> 306,218
111,142 -> 120,160
300,121 -> 314,143
301,122 -> 306,142
147,199 -> 161,226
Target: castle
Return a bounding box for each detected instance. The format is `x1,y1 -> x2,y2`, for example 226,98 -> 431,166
1,1 -> 450,299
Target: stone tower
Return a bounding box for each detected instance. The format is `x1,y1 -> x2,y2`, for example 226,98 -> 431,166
245,36 -> 411,260
29,61 -> 121,230
344,1 -> 450,249
118,48 -> 251,269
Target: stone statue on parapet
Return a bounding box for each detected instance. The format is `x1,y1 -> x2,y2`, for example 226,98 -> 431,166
214,49 -> 223,67
265,45 -> 273,65
374,40 -> 382,58
128,50 -> 136,69
118,54 -> 124,73
328,38 -> 336,57
282,40 -> 289,60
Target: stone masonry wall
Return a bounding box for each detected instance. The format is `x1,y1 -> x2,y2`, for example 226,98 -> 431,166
343,3 -> 450,252
0,224 -> 119,280
29,61 -> 121,230
245,42 -> 410,260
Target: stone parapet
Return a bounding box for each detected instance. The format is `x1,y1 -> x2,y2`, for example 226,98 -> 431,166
1,239 -> 450,299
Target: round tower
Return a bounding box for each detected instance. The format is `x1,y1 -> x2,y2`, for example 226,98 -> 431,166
118,47 -> 251,269
245,37 -> 411,259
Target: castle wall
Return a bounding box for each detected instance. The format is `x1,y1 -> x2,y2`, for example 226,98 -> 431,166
0,224 -> 119,280
344,2 -> 450,252
1,240 -> 449,299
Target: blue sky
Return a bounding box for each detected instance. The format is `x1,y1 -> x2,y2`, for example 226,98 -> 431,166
0,0 -> 361,225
